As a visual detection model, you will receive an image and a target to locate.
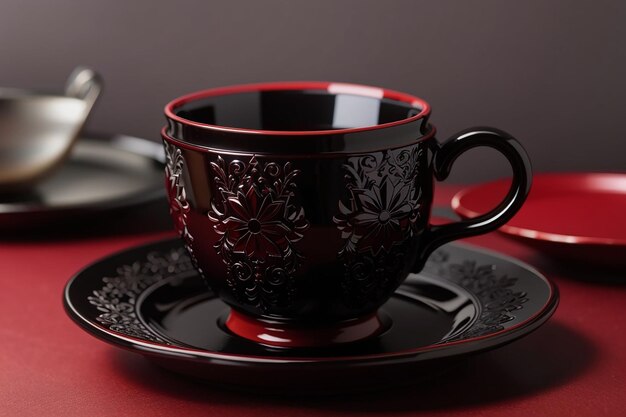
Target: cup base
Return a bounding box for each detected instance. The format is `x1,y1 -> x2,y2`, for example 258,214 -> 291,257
224,310 -> 390,348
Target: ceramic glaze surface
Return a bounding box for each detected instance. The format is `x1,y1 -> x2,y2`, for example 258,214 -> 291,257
63,238 -> 558,392
161,82 -> 532,346
163,140 -> 432,323
453,173 -> 626,267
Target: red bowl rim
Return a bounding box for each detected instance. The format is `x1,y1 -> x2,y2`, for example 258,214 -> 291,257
452,172 -> 626,247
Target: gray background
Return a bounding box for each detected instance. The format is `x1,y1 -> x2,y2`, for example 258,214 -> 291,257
1,0 -> 624,183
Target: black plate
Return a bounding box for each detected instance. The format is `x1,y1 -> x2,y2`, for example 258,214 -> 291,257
64,238 -> 558,393
0,135 -> 165,230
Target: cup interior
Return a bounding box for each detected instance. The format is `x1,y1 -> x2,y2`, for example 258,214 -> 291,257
169,83 -> 426,132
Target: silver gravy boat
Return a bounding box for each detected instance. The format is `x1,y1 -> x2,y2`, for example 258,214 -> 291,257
0,67 -> 102,192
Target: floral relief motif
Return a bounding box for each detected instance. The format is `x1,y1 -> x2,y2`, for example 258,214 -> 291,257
164,142 -> 202,275
87,249 -> 194,343
208,156 -> 309,312
164,142 -> 189,238
334,146 -> 424,307
448,260 -> 529,339
84,243 -> 530,345
425,250 -> 529,341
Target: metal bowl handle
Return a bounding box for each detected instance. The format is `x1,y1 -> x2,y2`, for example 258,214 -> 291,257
65,66 -> 102,108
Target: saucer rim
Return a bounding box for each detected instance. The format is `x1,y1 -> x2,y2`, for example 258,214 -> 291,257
452,172 -> 626,247
63,238 -> 558,365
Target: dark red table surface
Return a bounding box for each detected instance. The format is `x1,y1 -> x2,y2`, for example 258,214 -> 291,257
1,185 -> 624,417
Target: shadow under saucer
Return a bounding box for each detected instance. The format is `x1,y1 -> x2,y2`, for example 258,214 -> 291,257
109,320 -> 595,410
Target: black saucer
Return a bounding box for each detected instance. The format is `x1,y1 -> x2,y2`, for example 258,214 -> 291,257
64,238 -> 558,392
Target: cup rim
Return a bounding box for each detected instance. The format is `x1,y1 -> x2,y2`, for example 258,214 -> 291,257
160,125 -> 437,156
164,81 -> 431,136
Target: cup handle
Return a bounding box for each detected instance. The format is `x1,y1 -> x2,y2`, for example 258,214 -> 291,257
413,127 -> 532,271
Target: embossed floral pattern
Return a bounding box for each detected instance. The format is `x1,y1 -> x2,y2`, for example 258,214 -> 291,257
164,142 -> 202,274
214,186 -> 304,260
87,249 -> 194,343
424,251 -> 529,341
164,142 -> 190,238
346,180 -> 413,253
209,156 -> 308,311
335,147 -> 423,255
83,243 -> 530,345
334,146 -> 424,306
447,260 -> 529,339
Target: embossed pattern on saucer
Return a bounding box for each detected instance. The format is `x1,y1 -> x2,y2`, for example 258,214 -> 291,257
64,238 -> 558,393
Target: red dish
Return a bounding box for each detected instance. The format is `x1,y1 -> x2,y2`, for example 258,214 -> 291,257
452,173 -> 626,268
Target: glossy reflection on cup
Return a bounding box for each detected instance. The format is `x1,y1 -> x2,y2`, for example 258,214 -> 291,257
162,82 -> 532,348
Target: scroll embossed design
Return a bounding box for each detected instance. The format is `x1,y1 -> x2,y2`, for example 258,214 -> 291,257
426,250 -> 529,341
87,248 -> 194,343
208,155 -> 309,311
334,146 -> 424,307
163,142 -> 202,274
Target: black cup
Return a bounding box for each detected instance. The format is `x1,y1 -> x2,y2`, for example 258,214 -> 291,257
162,82 -> 531,348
